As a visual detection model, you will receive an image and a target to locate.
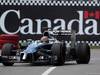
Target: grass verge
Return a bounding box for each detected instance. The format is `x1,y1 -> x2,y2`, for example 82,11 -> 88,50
90,46 -> 100,49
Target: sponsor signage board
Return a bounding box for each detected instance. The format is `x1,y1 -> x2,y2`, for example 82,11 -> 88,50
0,1 -> 100,46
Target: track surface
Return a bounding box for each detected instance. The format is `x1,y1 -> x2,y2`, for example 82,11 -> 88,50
0,49 -> 100,75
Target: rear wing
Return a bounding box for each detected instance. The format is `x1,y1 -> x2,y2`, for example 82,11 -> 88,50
50,30 -> 76,49
50,30 -> 71,35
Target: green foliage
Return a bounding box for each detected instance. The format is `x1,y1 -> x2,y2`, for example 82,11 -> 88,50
90,46 -> 100,49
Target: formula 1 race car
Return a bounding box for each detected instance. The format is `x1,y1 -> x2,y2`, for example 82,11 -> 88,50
0,30 -> 90,66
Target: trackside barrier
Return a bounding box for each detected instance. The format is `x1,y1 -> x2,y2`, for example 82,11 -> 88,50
0,0 -> 100,46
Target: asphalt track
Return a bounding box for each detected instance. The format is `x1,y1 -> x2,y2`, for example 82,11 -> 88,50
0,49 -> 100,75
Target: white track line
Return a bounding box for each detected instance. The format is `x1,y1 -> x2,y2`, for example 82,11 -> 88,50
42,67 -> 56,75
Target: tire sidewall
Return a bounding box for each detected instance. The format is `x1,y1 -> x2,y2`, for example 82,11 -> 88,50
2,43 -> 15,56
51,44 -> 65,65
76,43 -> 90,64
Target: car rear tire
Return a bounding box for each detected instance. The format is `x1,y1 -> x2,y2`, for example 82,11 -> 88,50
0,44 -> 18,50
75,43 -> 90,64
51,44 -> 65,66
2,63 -> 14,66
2,43 -> 16,56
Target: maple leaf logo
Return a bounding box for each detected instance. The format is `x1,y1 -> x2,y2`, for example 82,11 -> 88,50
89,12 -> 94,17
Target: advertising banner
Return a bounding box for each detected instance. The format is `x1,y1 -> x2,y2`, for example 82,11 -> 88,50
0,0 -> 100,46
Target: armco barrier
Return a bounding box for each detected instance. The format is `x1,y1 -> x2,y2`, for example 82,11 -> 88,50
0,0 -> 100,46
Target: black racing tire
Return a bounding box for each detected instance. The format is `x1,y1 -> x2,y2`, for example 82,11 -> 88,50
0,35 -> 19,41
2,43 -> 15,56
2,63 -> 14,66
75,43 -> 90,64
51,44 -> 65,66
0,45 -> 18,50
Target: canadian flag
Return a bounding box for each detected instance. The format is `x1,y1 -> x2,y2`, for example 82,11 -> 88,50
84,11 -> 99,19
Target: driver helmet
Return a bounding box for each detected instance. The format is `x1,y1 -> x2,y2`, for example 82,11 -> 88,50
41,36 -> 49,43
43,31 -> 49,37
41,31 -> 49,43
